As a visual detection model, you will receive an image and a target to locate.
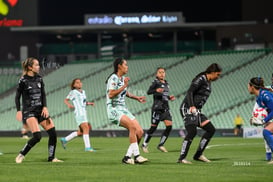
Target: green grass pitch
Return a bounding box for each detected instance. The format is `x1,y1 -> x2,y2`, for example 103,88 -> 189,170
0,136 -> 271,182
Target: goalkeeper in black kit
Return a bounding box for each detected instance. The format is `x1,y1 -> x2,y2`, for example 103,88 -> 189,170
177,63 -> 222,164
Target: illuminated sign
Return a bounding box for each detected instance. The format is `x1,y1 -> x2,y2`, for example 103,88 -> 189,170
0,0 -> 23,27
85,12 -> 184,27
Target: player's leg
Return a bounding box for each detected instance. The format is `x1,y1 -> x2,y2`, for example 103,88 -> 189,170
177,124 -> 197,164
120,115 -> 147,164
193,120 -> 215,162
16,117 -> 41,163
177,105 -> 198,164
142,111 -> 160,153
60,130 -> 78,149
157,111 -> 173,152
40,118 -> 63,162
263,123 -> 273,152
80,122 -> 95,152
264,140 -> 272,161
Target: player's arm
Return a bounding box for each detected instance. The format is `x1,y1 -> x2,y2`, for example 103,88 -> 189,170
186,78 -> 201,113
147,80 -> 162,96
86,101 -> 95,106
263,94 -> 273,123
15,81 -> 23,121
41,79 -> 47,108
127,91 -> 146,103
64,98 -> 74,108
108,77 -> 129,99
40,79 -> 49,118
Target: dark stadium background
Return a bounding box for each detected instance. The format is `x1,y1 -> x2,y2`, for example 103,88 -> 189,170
39,0 -> 242,25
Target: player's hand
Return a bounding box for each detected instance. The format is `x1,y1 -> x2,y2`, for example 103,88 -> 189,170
87,102 -> 95,106
249,117 -> 264,126
67,104 -> 74,109
169,95 -> 175,101
41,107 -> 49,118
124,77 -> 130,87
189,106 -> 197,114
137,96 -> 146,103
156,88 -> 164,93
16,111 -> 22,122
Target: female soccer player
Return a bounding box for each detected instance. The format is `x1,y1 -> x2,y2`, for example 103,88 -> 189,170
141,67 -> 175,153
248,77 -> 273,164
105,57 -> 148,164
15,57 -> 62,163
251,74 -> 273,161
61,78 -> 95,152
177,63 -> 222,164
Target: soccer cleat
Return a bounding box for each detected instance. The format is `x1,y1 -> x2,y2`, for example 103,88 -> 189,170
194,155 -> 211,162
50,158 -> 64,162
60,138 -> 67,149
15,153 -> 25,163
268,160 -> 273,165
134,155 -> 148,164
122,156 -> 135,165
177,159 -> 192,164
22,135 -> 29,139
157,145 -> 168,153
141,144 -> 149,153
85,147 -> 96,152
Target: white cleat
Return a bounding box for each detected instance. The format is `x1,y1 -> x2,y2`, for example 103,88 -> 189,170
135,155 -> 148,164
15,153 -> 25,163
141,145 -> 149,153
157,145 -> 168,153
177,159 -> 192,164
122,156 -> 135,165
195,155 -> 211,162
50,158 -> 64,162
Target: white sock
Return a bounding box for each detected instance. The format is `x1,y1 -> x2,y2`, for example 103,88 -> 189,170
83,134 -> 91,149
65,131 -> 78,142
125,144 -> 133,157
265,139 -> 271,153
131,142 -> 140,157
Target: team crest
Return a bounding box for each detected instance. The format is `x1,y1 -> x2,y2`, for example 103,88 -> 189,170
37,83 -> 41,88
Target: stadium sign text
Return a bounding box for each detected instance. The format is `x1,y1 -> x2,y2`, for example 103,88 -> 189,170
0,0 -> 23,27
0,17 -> 23,27
85,12 -> 183,27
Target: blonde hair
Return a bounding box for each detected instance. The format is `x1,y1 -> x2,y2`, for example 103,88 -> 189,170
21,57 -> 37,76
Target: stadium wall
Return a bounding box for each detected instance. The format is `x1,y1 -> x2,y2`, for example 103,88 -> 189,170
0,129 -> 241,138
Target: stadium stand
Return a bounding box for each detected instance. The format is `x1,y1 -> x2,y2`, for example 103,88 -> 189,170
0,49 -> 272,132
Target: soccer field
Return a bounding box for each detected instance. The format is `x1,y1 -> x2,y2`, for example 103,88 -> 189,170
0,136 -> 271,182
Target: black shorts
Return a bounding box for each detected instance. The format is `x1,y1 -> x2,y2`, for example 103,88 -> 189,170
235,124 -> 242,129
180,107 -> 208,127
22,110 -> 50,124
151,110 -> 172,125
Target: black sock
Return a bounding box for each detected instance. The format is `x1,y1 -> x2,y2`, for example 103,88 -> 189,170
20,132 -> 41,156
158,126 -> 172,146
178,139 -> 192,160
47,127 -> 57,161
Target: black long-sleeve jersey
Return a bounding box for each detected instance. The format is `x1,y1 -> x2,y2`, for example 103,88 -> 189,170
147,78 -> 170,111
15,74 -> 47,112
182,74 -> 211,109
